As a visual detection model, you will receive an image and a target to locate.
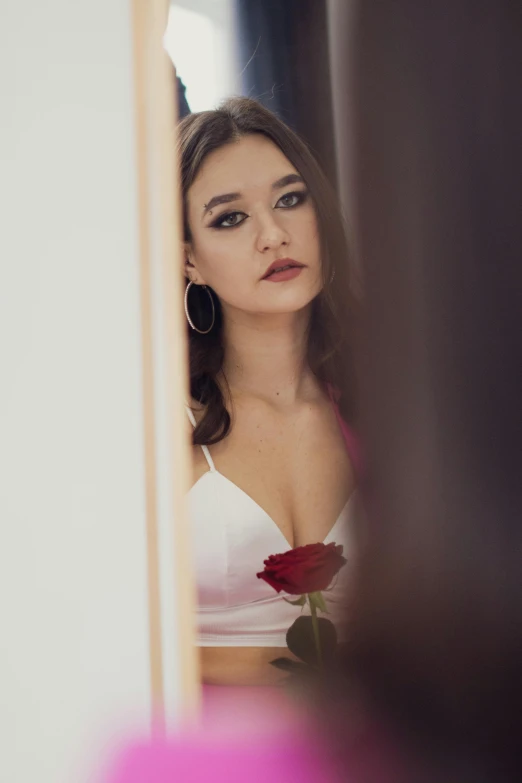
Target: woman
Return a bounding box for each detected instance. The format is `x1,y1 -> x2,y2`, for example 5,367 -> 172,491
179,97 -> 359,686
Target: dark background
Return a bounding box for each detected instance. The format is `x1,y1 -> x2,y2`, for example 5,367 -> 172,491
175,0 -> 339,191
236,0 -> 338,189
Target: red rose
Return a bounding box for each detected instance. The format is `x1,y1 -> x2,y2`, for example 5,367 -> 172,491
257,542 -> 347,595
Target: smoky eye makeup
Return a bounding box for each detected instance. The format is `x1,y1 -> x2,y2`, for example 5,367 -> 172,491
208,210 -> 247,229
206,188 -> 311,230
275,189 -> 309,209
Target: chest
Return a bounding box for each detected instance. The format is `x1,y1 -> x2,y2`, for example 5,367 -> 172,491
192,399 -> 354,549
190,470 -> 355,615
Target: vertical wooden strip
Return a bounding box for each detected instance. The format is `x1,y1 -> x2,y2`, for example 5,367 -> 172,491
131,0 -> 200,726
149,0 -> 201,717
130,0 -> 165,733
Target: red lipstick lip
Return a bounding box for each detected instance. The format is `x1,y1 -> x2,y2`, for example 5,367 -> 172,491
261,258 -> 305,280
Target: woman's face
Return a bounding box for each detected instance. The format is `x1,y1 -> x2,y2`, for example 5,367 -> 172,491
185,134 -> 322,316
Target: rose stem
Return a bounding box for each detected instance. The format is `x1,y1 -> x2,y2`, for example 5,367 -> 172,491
308,594 -> 323,672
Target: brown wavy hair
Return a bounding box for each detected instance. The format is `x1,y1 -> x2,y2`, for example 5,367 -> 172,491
178,97 -> 358,446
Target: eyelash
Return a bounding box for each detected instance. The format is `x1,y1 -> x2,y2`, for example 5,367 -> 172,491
210,189 -> 309,229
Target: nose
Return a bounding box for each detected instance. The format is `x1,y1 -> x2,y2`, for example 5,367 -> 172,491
255,211 -> 290,253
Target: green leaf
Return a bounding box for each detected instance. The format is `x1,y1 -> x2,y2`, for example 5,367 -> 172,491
283,594 -> 307,607
286,615 -> 338,666
269,657 -> 312,674
308,591 -> 328,613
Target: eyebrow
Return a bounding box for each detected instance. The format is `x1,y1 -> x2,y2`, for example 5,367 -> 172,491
202,173 -> 305,217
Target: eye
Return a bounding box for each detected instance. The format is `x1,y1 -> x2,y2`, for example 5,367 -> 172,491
276,190 -> 308,209
212,211 -> 247,229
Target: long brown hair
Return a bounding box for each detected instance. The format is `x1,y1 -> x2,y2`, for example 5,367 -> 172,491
177,97 -> 357,445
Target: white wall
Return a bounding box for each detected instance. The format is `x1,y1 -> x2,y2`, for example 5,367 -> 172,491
0,2 -> 163,781
166,0 -> 240,111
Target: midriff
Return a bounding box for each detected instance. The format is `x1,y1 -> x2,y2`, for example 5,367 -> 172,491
199,646 -> 298,686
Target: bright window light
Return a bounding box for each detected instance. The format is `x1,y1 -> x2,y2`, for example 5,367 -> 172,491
164,6 -> 222,112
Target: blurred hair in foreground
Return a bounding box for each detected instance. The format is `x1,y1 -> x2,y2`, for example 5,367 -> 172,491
334,1 -> 522,781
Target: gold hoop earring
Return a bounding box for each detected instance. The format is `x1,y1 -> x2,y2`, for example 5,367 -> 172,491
184,281 -> 215,334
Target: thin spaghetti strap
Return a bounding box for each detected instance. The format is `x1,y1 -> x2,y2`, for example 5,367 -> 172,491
185,405 -> 197,428
185,406 -> 216,472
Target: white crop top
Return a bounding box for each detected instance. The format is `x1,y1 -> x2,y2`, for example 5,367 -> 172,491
187,407 -> 355,647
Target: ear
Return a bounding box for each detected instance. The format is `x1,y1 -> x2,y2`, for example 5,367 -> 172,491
183,242 -> 207,286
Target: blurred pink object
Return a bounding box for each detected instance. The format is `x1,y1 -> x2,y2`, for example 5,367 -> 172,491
106,685 -> 338,783
108,734 -> 333,783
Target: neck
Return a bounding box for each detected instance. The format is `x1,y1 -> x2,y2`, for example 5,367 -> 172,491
221,306 -> 318,404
